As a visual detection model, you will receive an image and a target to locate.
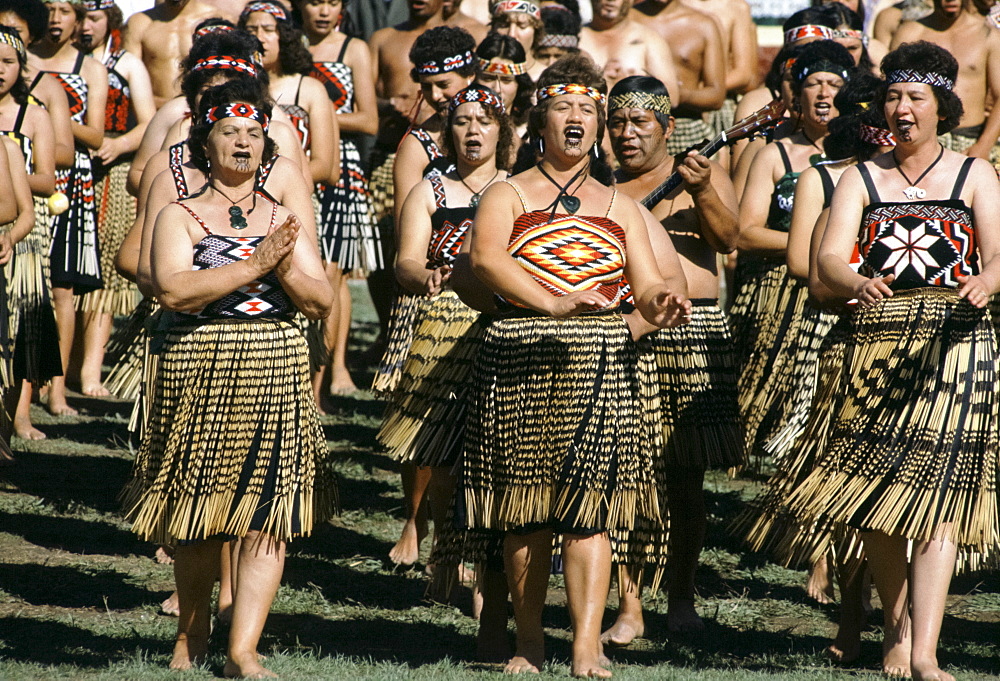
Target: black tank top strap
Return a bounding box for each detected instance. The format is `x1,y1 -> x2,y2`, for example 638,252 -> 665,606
13,102 -> 28,134
294,74 -> 304,106
173,201 -> 212,236
775,142 -> 792,175
72,50 -> 85,74
255,155 -> 280,203
817,165 -> 835,209
950,156 -> 976,201
28,72 -> 45,95
856,162 -> 881,203
429,174 -> 446,209
336,35 -> 351,62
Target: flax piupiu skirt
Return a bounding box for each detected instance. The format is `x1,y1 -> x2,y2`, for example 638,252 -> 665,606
122,317 -> 338,545
781,288 -> 999,566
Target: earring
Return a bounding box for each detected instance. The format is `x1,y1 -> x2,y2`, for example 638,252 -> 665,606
592,143 -> 599,159
536,137 -> 544,155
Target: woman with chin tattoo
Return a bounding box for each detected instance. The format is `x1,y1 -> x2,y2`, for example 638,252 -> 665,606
121,87 -> 336,678
461,53 -> 689,678
728,39 -> 853,473
781,41 -> 1000,681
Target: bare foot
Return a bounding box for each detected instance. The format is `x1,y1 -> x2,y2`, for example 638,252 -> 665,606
505,656 -> 541,674
388,517 -> 428,566
13,417 -> 45,440
169,634 -> 207,670
46,400 -> 78,417
504,639 -> 544,674
601,612 -> 644,646
807,556 -> 835,605
160,591 -> 180,617
155,546 -> 175,564
883,636 -> 912,678
911,659 -> 954,681
571,639 -> 612,678
81,382 -> 111,397
476,613 -> 512,663
826,602 -> 865,665
825,638 -> 861,665
223,653 -> 277,679
329,369 -> 358,396
667,599 -> 705,634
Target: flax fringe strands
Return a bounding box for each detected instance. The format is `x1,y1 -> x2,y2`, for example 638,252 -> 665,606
0,230 -> 12,387
780,288 -> 1000,570
377,291 -> 484,467
728,257 -> 812,472
462,313 -> 659,533
105,297 -> 156,400
122,318 -> 338,545
372,293 -> 426,394
666,116 -> 712,156
7,196 -> 61,386
77,162 -> 140,315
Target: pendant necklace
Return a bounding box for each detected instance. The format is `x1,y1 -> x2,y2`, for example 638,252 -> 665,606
893,144 -> 944,201
458,168 -> 501,208
212,182 -> 256,230
537,162 -> 589,219
801,129 -> 826,167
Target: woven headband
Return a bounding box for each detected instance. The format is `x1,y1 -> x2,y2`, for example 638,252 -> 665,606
833,27 -> 868,47
859,124 -> 896,146
479,57 -> 527,76
608,91 -> 671,117
241,1 -> 288,22
82,0 -> 117,10
194,24 -> 235,40
538,33 -> 579,48
416,50 -> 476,75
42,0 -> 85,5
191,55 -> 258,77
0,28 -> 25,64
886,69 -> 954,91
492,0 -> 541,19
537,83 -> 606,105
796,59 -> 850,82
783,24 -> 835,44
204,101 -> 270,131
449,87 -> 506,116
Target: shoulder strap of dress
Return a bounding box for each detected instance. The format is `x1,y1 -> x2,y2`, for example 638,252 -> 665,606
856,162 -> 881,203
72,50 -> 85,74
13,102 -> 28,134
168,142 -> 190,197
504,180 -> 528,212
605,188 -> 617,218
28,72 -> 45,94
255,154 -> 280,203
294,74 -> 304,106
173,200 -> 212,235
817,165 -> 834,209
775,142 -> 792,175
950,156 -> 976,201
429,174 -> 446,209
337,35 -> 351,62
268,199 -> 279,230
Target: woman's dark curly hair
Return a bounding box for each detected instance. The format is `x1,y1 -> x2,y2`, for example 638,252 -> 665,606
514,53 -> 613,185
409,26 -> 479,82
0,26 -> 29,104
812,0 -> 865,31
880,41 -> 963,135
188,79 -> 277,174
825,70 -> 885,161
180,28 -> 269,112
765,42 -> 809,99
238,1 -> 313,76
476,32 -> 533,122
441,84 -> 514,170
790,40 -> 853,96
0,0 -> 48,43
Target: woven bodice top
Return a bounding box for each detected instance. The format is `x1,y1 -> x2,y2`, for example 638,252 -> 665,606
410,127 -> 454,178
279,75 -> 310,150
427,174 -> 474,270
104,50 -> 137,135
503,180 -> 626,306
171,200 -> 296,320
856,157 -> 978,290
2,103 -> 33,172
311,58 -> 354,114
44,52 -> 88,126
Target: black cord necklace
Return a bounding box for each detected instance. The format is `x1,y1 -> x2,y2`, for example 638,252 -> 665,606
212,182 -> 256,230
537,162 -> 589,219
800,128 -> 826,166
458,168 -> 500,208
893,144 -> 944,201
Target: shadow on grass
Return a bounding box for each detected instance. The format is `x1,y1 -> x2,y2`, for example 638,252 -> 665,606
1,451 -> 133,513
0,562 -> 154,609
290,523 -> 394,564
0,512 -> 146,558
333,474 -> 399,515
0,617 -> 163,668
32,421 -> 131,448
283,553 -> 427,611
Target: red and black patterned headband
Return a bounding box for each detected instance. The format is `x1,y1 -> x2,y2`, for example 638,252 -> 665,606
195,24 -> 235,40
416,50 -> 476,75
492,0 -> 541,19
204,101 -> 270,131
241,0 -> 288,22
886,69 -> 954,91
538,33 -> 579,48
783,24 -> 835,44
191,55 -> 259,78
859,124 -> 895,147
0,27 -> 25,64
833,27 -> 868,47
449,86 -> 506,116
537,83 -> 606,105
479,57 -> 527,77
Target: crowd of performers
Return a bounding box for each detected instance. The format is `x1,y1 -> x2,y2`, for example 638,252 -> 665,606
0,0 -> 999,679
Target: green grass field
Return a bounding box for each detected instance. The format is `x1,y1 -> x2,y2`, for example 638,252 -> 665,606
1,283 -> 998,680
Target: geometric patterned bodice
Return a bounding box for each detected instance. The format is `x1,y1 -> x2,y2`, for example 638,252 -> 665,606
427,175 -> 474,270
311,60 -> 354,114
172,201 -> 296,320
504,182 -> 626,307
104,50 -> 137,135
857,158 -> 978,290
47,53 -> 89,126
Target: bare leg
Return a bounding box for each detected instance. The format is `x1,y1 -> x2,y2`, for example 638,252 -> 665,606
909,536 -> 957,681
389,463 -> 430,566
0,379 -> 21,461
504,529 -> 552,674
826,558 -> 867,664
223,532 -> 285,679
666,468 -> 706,633
329,275 -> 357,395
171,539 -> 223,670
13,381 -> 45,439
563,532 -> 612,678
79,310 -> 112,396
476,564 -> 512,663
863,530 -> 912,678
807,552 -> 836,605
218,541 -> 234,623
425,466 -> 459,602
601,565 -> 645,646
48,286 -> 78,416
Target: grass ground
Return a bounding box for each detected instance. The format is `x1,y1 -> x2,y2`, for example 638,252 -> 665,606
1,283 -> 998,680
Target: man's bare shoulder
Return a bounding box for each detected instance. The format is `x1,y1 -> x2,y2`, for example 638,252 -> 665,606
891,18 -> 927,43
125,10 -> 153,34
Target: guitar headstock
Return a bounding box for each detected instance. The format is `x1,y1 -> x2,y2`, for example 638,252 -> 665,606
723,99 -> 787,144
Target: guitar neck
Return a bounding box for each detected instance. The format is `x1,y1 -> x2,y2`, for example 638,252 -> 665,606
639,134 -> 727,209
